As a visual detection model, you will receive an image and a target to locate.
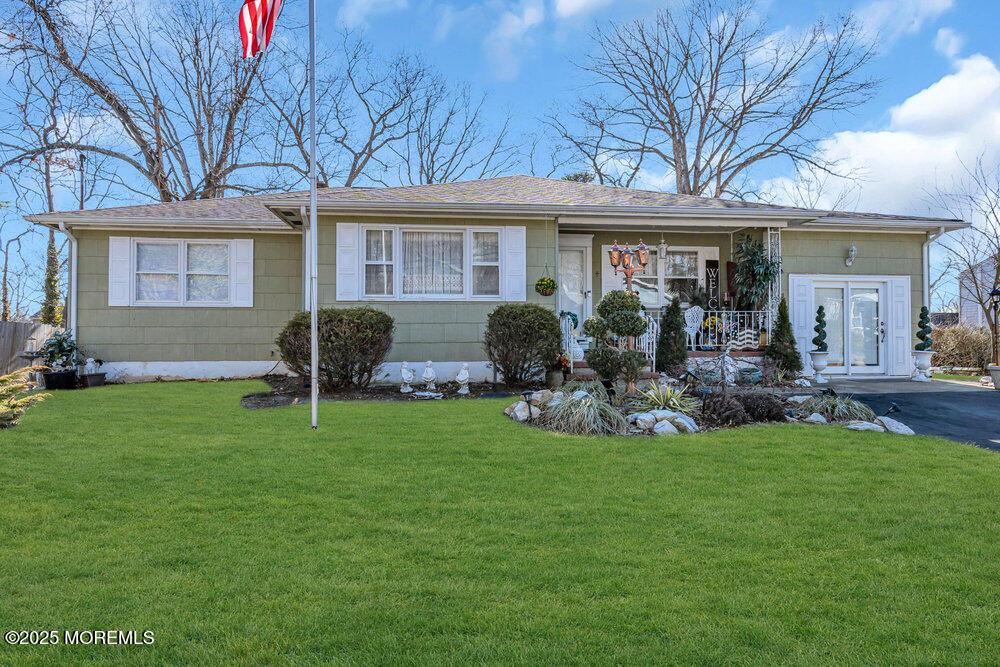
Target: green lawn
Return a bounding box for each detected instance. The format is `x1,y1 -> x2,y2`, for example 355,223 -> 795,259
935,372 -> 986,384
2,381 -> 999,664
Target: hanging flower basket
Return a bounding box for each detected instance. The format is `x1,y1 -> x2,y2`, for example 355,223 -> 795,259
535,276 -> 557,296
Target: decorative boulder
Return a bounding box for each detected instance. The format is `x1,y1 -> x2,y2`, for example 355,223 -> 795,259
507,401 -> 541,423
548,391 -> 565,407
631,413 -> 657,430
875,416 -> 915,435
803,412 -> 827,424
653,420 -> 679,435
846,420 -> 885,432
530,390 -> 554,407
671,414 -> 700,433
786,395 -> 811,405
793,378 -> 812,388
571,390 -> 590,400
650,409 -> 680,422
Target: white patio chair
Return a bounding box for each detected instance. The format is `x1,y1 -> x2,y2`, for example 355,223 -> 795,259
683,306 -> 704,351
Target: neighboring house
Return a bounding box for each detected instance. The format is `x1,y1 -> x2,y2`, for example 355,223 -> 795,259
958,259 -> 997,327
26,176 -> 966,382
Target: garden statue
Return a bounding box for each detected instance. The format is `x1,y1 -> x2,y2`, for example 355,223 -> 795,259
400,362 -> 414,394
84,358 -> 98,375
456,363 -> 470,395
422,361 -> 437,391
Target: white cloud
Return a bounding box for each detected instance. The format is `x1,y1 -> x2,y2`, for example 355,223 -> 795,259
483,1 -> 544,81
762,54 -> 1000,215
933,27 -> 964,59
857,0 -> 953,46
553,0 -> 612,19
337,0 -> 408,28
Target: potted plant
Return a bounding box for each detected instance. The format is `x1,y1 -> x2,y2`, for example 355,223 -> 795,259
547,353 -> 569,389
535,276 -> 557,297
809,305 -> 830,384
80,357 -> 107,388
912,306 -> 933,382
34,331 -> 79,390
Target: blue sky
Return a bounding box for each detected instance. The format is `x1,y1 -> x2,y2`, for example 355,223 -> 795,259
300,0 -> 1000,220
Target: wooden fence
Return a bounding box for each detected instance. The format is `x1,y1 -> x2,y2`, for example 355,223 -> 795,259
0,322 -> 58,374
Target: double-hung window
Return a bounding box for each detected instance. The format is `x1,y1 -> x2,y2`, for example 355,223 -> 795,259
133,240 -> 232,305
663,250 -> 699,303
361,226 -> 503,300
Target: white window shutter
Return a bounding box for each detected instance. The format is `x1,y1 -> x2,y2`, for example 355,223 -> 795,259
232,239 -> 254,307
503,226 -> 527,301
108,236 -> 131,306
788,275 -> 813,372
336,223 -> 360,301
888,277 -> 912,376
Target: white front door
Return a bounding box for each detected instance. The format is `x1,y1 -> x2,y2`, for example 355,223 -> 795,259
814,281 -> 886,375
558,235 -> 593,333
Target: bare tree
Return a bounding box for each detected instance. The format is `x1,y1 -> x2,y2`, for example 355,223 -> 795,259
262,34 -> 432,188
390,82 -> 516,185
550,0 -> 878,196
6,0 -> 271,201
928,157 -> 1000,357
757,161 -> 863,210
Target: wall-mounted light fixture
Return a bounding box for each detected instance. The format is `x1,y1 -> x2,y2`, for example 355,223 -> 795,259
845,241 -> 857,267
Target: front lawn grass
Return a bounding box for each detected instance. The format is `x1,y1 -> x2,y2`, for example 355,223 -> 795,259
935,372 -> 986,384
2,381 -> 999,664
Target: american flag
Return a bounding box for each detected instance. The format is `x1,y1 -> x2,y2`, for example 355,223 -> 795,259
239,0 -> 283,59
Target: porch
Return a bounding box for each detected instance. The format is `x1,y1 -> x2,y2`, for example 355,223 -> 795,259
556,226 -> 781,372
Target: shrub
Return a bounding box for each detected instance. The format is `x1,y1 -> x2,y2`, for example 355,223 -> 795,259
606,311 -> 648,338
37,331 -> 78,369
277,307 -> 394,391
656,297 -> 688,374
538,393 -> 628,436
582,316 -> 609,341
0,367 -> 48,428
584,346 -> 623,382
596,290 -> 641,319
700,387 -> 750,427
915,306 -> 932,351
636,382 -> 698,414
764,298 -> 803,374
620,350 -> 648,386
483,303 -> 561,388
734,391 -> 786,422
933,325 -> 992,370
800,394 -> 875,422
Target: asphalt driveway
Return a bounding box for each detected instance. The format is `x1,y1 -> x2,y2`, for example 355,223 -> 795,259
827,378 -> 1000,450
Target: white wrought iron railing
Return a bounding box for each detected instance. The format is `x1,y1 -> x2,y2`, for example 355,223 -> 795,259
559,313 -> 577,374
611,314 -> 659,371
684,309 -> 770,351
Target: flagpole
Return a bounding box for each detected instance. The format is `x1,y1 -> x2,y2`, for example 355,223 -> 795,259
308,0 -> 319,429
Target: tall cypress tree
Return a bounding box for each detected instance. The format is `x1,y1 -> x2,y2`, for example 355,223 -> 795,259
764,297 -> 802,373
39,229 -> 61,325
655,297 -> 688,374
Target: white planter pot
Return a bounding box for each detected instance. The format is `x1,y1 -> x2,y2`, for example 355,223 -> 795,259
988,365 -> 1000,390
912,349 -> 934,382
809,350 -> 830,385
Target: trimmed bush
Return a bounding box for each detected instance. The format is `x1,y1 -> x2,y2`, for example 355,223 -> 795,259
734,391 -> 786,422
656,297 -> 688,374
596,290 -> 641,319
764,298 -> 803,374
620,350 -> 648,386
582,316 -> 609,341
813,306 -> 828,352
915,306 -> 933,351
484,303 -> 562,388
606,311 -> 648,338
277,307 -> 394,391
585,346 -> 623,383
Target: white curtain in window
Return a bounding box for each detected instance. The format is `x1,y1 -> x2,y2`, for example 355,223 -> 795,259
402,231 -> 463,295
186,243 -> 230,302
136,243 -> 179,301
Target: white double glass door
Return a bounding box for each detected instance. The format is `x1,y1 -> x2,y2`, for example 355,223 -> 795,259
814,281 -> 886,375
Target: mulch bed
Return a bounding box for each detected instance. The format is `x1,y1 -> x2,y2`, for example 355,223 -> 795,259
241,375 -> 524,410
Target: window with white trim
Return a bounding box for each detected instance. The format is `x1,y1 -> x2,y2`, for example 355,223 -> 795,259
663,250 -> 699,303
361,226 -> 504,300
132,240 -> 234,306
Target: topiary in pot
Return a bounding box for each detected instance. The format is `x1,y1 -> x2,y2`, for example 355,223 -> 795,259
809,305 -> 830,384
764,298 -> 803,375
912,306 -> 934,381
483,303 -> 562,388
656,297 -> 688,375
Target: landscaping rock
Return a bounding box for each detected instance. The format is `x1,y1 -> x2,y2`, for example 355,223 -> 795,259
670,414 -> 700,433
529,390 -> 554,406
548,391 -> 565,407
846,420 -> 885,432
571,390 -> 590,400
650,409 -> 680,422
803,412 -> 827,424
875,416 -> 915,435
793,378 -> 812,387
508,401 -> 541,423
653,420 -> 679,435
413,391 -> 444,400
786,395 -> 811,405
785,415 -> 798,422
631,412 -> 657,430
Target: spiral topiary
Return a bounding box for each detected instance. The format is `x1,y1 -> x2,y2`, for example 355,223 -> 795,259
915,306 -> 932,351
812,305 -> 828,352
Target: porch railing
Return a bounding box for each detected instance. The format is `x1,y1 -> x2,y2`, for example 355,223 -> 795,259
685,309 -> 770,351
612,314 -> 659,371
